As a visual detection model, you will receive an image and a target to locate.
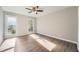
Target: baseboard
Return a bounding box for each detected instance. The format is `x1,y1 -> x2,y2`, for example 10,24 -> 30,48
16,33 -> 36,37
16,34 -> 27,37
52,36 -> 77,44
38,33 -> 77,44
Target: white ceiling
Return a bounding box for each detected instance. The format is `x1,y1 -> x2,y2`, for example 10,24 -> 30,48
2,6 -> 69,17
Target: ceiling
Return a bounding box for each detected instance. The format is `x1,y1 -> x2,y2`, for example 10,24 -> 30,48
2,6 -> 69,17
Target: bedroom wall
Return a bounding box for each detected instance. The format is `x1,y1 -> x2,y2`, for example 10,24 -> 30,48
37,7 -> 78,43
0,7 -> 3,45
16,14 -> 27,36
78,7 -> 79,51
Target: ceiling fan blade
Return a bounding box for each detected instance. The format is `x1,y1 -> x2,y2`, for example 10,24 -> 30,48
25,8 -> 32,10
35,12 -> 38,14
28,11 -> 32,13
37,10 -> 43,12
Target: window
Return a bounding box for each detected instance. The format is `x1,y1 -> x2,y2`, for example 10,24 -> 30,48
7,16 -> 16,34
5,15 -> 16,38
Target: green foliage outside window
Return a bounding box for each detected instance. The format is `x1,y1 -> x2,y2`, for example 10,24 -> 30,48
8,25 -> 16,34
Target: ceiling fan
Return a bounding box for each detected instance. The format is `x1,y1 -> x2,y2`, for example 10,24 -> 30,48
25,6 -> 43,14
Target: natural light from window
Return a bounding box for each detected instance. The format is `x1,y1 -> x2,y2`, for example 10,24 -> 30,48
30,34 -> 56,51
0,38 -> 16,52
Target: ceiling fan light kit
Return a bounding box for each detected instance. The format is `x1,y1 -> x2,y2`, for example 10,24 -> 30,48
25,6 -> 43,14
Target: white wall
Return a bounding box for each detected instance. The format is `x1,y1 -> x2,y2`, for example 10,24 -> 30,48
37,7 -> 78,43
16,14 -> 28,36
0,7 -> 3,45
78,7 -> 79,51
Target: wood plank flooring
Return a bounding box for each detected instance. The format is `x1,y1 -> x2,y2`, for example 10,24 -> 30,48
14,33 -> 78,52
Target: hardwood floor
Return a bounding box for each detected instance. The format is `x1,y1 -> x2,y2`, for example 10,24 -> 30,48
14,33 -> 78,52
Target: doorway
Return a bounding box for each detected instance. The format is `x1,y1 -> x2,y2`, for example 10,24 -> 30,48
27,18 -> 36,34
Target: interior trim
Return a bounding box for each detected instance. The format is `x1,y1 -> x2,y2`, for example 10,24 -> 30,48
37,33 -> 77,44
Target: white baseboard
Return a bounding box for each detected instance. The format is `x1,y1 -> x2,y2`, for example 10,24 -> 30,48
38,33 -> 77,44
16,34 -> 27,37
52,36 -> 77,44
16,33 -> 34,37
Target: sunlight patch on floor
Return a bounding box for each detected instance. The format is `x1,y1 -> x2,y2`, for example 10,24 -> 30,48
0,38 -> 16,52
30,34 -> 56,51
30,34 -> 40,39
